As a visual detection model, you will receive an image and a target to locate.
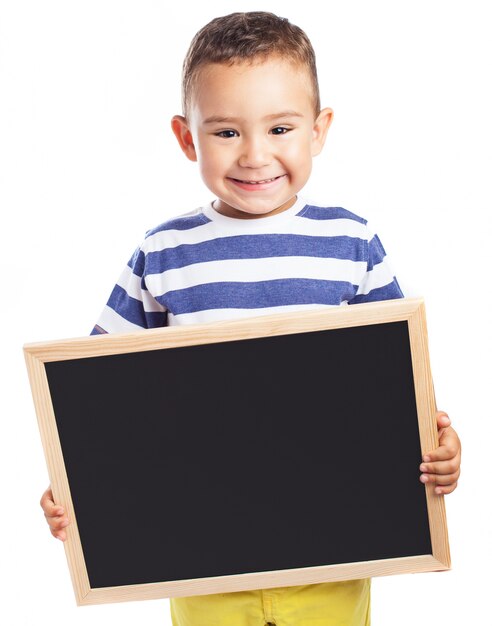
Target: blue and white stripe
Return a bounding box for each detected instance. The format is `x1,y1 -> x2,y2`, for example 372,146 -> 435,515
91,196 -> 403,333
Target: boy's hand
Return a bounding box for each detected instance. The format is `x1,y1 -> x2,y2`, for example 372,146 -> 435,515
40,486 -> 70,541
419,411 -> 461,495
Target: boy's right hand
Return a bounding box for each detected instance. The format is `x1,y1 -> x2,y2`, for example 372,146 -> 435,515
40,486 -> 70,542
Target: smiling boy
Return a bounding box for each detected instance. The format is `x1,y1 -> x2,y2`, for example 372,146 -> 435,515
41,11 -> 461,625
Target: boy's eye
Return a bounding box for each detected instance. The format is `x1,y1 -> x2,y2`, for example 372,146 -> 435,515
215,130 -> 238,138
271,127 -> 290,135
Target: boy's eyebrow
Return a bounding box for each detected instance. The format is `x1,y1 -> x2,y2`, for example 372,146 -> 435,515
203,111 -> 304,125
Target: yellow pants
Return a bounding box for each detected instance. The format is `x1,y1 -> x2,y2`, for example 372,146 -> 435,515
170,579 -> 371,626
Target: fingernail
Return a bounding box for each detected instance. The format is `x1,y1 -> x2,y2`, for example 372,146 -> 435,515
435,487 -> 443,494
420,464 -> 427,472
423,455 -> 431,463
420,474 -> 429,483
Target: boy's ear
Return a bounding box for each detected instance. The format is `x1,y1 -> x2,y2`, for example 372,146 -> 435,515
171,115 -> 198,162
311,107 -> 334,157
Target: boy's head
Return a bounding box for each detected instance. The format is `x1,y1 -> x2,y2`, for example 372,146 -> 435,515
171,12 -> 333,219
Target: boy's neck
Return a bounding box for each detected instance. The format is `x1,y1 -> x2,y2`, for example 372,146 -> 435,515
212,195 -> 299,219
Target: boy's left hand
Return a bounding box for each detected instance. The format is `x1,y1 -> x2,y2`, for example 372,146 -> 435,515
419,411 -> 461,494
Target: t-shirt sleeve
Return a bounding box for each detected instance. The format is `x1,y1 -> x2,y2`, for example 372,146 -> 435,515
348,225 -> 404,304
90,246 -> 168,335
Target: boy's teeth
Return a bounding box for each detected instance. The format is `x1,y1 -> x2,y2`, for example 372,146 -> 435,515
241,177 -> 276,184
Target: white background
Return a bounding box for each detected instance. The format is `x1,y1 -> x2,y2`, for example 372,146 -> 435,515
1,1 -> 490,624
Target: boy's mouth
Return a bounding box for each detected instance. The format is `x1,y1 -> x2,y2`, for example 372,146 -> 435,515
230,175 -> 285,185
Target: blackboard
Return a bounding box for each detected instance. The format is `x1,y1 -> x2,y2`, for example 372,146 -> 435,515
24,298 -> 450,605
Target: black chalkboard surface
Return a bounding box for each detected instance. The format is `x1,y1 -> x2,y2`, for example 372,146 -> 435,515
24,298 -> 450,605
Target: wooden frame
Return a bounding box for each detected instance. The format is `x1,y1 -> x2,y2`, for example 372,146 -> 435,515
24,297 -> 450,605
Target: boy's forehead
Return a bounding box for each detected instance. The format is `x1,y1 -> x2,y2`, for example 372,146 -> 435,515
190,57 -> 315,120
196,56 -> 311,89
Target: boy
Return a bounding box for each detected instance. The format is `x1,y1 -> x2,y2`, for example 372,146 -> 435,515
41,11 -> 461,626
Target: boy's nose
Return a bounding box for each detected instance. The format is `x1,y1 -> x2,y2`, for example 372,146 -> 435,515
238,137 -> 271,168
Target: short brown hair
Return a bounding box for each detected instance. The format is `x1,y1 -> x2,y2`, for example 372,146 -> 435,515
181,12 -> 321,119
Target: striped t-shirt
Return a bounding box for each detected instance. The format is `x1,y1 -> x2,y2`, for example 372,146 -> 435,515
91,195 -> 403,334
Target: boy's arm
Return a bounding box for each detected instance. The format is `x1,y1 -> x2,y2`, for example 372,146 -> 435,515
420,411 -> 461,494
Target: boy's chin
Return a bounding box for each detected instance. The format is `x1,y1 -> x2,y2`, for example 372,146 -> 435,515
213,195 -> 297,219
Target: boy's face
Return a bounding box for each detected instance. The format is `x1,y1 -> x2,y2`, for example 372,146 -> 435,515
172,57 -> 333,219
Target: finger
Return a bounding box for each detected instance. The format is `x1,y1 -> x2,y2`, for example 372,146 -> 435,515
434,482 -> 458,495
40,486 -> 64,517
422,433 -> 461,463
50,527 -> 68,542
43,506 -> 63,519
420,469 -> 460,486
435,411 -> 451,428
423,445 -> 461,465
44,505 -> 67,521
45,512 -> 70,532
420,458 -> 461,476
